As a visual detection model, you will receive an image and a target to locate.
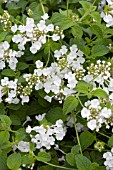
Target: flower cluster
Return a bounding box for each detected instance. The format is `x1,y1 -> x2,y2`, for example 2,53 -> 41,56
81,98 -> 113,131
0,10 -> 11,31
84,60 -> 111,85
22,44 -> 85,103
11,14 -> 64,53
101,0 -> 113,27
0,77 -> 19,104
0,41 -> 24,70
26,119 -> 66,150
103,148 -> 113,170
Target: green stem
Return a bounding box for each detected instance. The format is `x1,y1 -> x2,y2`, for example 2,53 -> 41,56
77,96 -> 84,108
73,116 -> 83,155
44,162 -> 77,170
92,0 -> 97,6
67,0 -> 69,16
39,0 -> 45,14
97,131 -> 110,139
45,49 -> 50,67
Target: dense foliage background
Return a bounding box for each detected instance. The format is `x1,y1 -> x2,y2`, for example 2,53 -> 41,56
0,0 -> 113,169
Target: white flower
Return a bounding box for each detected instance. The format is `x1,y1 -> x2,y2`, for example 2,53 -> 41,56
18,25 -> 26,33
17,141 -> 30,152
2,41 -> 10,50
90,99 -> 100,109
11,24 -> 17,33
46,24 -> 54,32
44,95 -> 52,102
100,107 -> 112,118
81,107 -> 90,118
35,113 -> 46,121
20,95 -> 29,105
0,60 -> 5,70
41,13 -> 49,20
52,34 -> 60,41
37,20 -> 46,31
87,119 -> 97,130
35,60 -> 43,68
26,125 -> 32,133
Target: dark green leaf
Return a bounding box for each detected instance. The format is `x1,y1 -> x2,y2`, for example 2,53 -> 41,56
91,45 -> 109,57
75,154 -> 92,170
1,69 -> 15,77
80,131 -> 95,150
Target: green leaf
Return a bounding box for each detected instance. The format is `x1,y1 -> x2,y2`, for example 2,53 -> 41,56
91,11 -> 101,23
15,128 -> 26,142
66,153 -> 76,166
108,135 -> 113,147
71,25 -> 83,39
91,89 -> 108,98
51,12 -> 74,30
37,152 -> 51,163
91,45 -> 109,57
80,131 -> 95,150
7,103 -> 21,110
63,96 -> 78,115
17,62 -> 29,70
22,154 -> 34,165
10,114 -> 21,125
0,103 -> 5,114
0,32 -> 8,42
6,2 -> 20,10
46,107 -> 66,124
0,151 -> 7,170
76,81 -> 93,94
90,24 -> 103,38
0,131 -> 10,147
79,1 -> 91,10
0,115 -> 12,130
7,153 -> 21,170
71,145 -> 80,155
75,154 -> 92,170
1,69 -> 15,77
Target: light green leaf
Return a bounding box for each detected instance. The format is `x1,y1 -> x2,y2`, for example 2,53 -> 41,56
0,115 -> 12,130
0,131 -> 10,147
92,89 -> 108,98
7,153 -> 21,170
91,11 -> 101,23
79,1 -> 91,10
0,32 -> 8,42
76,81 -> 93,94
63,96 -> 78,115
51,12 -> 74,30
37,152 -> 51,163
71,25 -> 83,39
